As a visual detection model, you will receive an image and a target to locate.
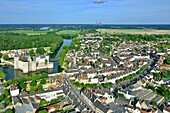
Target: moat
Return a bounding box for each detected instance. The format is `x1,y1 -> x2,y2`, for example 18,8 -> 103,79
0,39 -> 72,80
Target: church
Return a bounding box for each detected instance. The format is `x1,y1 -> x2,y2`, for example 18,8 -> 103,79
14,51 -> 53,73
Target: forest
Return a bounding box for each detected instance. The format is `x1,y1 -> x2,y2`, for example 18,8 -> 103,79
0,33 -> 63,52
110,34 -> 170,42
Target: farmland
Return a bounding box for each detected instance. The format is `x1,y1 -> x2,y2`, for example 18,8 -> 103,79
56,30 -> 80,34
98,29 -> 170,35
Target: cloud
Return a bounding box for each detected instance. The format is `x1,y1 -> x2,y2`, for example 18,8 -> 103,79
93,0 -> 107,4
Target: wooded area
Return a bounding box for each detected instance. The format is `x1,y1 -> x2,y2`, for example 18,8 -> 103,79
0,33 -> 63,51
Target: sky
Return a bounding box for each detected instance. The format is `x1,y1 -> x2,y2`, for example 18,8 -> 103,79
0,0 -> 170,24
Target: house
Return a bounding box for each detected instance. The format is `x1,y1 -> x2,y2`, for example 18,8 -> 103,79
152,96 -> 164,105
89,78 -> 99,84
21,97 -> 35,112
93,100 -> 112,113
13,96 -> 26,113
64,70 -> 80,76
45,104 -> 59,113
163,102 -> 170,113
10,86 -> 19,96
129,83 -> 142,91
106,102 -> 125,113
114,97 -> 130,106
36,90 -> 65,102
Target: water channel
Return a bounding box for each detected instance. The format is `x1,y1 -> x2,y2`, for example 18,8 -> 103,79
0,39 -> 72,80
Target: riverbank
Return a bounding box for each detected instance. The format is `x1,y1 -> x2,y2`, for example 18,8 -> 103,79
0,39 -> 72,80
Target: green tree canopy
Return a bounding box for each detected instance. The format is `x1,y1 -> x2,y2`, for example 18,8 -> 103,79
4,89 -> 9,97
41,73 -> 48,79
3,54 -> 9,60
0,102 -> 5,110
0,53 -> 2,58
37,84 -> 43,91
39,110 -> 48,113
30,80 -> 37,87
5,108 -> 13,113
39,99 -> 47,107
32,74 -> 41,81
36,47 -> 46,55
19,82 -> 26,89
29,49 -> 35,57
0,70 -> 6,79
18,77 -> 26,83
3,82 -> 8,87
0,94 -> 5,102
4,97 -> 11,105
7,80 -> 13,85
40,79 -> 46,85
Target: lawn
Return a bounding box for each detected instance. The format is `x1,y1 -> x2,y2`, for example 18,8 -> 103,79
56,30 -> 80,34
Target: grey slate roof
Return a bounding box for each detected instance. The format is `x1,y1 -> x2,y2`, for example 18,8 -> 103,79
94,100 -> 110,113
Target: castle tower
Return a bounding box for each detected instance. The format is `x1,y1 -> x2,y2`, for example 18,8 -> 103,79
14,52 -> 19,69
45,51 -> 50,62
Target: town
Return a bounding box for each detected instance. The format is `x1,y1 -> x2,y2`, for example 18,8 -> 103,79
0,29 -> 170,113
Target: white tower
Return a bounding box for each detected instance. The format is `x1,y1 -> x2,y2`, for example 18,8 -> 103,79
14,52 -> 19,69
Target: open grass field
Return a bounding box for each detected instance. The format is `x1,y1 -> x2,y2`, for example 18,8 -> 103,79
98,29 -> 170,35
11,30 -> 80,35
56,30 -> 80,34
17,30 -> 49,35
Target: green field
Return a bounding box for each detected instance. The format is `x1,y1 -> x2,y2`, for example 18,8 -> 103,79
19,30 -> 49,35
56,30 -> 80,34
98,29 -> 170,35
13,30 -> 80,35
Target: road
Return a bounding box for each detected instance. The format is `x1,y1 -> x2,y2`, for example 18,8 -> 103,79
63,75 -> 95,112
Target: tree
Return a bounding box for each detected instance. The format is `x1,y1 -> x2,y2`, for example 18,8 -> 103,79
40,79 -> 46,85
41,73 -> 48,79
0,70 -> 6,79
30,80 -> 37,87
29,49 -> 35,57
25,76 -> 31,81
162,69 -> 168,77
50,46 -> 55,53
11,79 -> 18,85
0,102 -> 5,110
5,108 -> 13,113
39,99 -> 47,107
36,47 -> 46,55
45,59 -> 48,65
32,74 -> 41,81
30,86 -> 36,93
55,105 -> 61,111
116,93 -> 125,98
4,97 -> 11,105
3,54 -> 9,60
102,82 -> 113,88
39,110 -> 48,113
37,84 -> 43,91
19,82 -> 26,89
18,77 -> 26,83
7,80 -> 13,85
0,53 -> 2,58
0,94 -> 5,102
4,89 -> 9,97
151,101 -> 157,107
153,73 -> 161,78
103,63 -> 106,67
3,82 -> 8,87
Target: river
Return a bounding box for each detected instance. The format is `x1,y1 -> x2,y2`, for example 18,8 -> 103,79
0,39 -> 72,80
